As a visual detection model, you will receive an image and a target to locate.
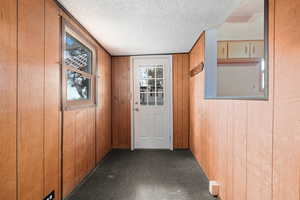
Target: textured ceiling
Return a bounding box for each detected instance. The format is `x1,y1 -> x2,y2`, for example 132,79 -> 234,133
227,0 -> 264,22
58,0 -> 243,56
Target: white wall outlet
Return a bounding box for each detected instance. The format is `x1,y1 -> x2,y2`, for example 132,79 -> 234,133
209,181 -> 220,197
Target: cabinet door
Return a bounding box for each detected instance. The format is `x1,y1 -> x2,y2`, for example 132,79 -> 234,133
228,41 -> 250,58
217,41 -> 228,59
250,41 -> 264,58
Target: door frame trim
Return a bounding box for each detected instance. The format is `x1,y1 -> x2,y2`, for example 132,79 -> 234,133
130,55 -> 173,151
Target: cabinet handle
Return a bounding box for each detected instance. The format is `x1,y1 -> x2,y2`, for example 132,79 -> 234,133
252,45 -> 256,54
245,46 -> 248,55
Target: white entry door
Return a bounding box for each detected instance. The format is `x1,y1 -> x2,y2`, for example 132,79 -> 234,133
132,56 -> 172,149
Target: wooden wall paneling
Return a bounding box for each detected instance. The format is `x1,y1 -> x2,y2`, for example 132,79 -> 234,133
204,100 -> 210,179
63,110 -> 76,197
0,0 -> 112,198
96,48 -> 112,163
119,57 -> 131,148
96,48 -> 104,163
246,101 -> 273,200
173,54 -> 189,149
215,101 -> 231,199
100,50 -> 111,155
189,75 -> 196,155
207,101 -> 216,180
106,53 -> 112,154
182,54 -> 190,148
79,108 -> 95,186
173,55 -> 181,148
0,0 -> 17,199
74,110 -> 86,184
63,108 -> 96,198
111,57 -> 120,148
226,102 -> 234,200
18,0 -> 45,199
44,0 -> 61,199
231,101 -> 247,200
189,32 -> 206,173
198,69 -> 208,176
112,57 -> 131,149
204,100 -> 212,177
60,6 -> 107,198
102,50 -> 108,158
111,56 -> 117,148
198,98 -> 205,171
190,34 -> 205,70
189,34 -> 206,176
104,51 -> 112,154
177,54 -> 183,148
246,0 -> 274,198
173,55 -> 179,148
199,100 -> 205,172
189,2 -> 275,198
273,0 -> 300,199
75,108 -> 95,183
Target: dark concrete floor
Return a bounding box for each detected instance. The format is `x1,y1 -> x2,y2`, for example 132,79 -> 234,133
66,150 -> 216,200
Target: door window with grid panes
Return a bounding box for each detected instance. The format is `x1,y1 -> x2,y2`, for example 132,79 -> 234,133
138,65 -> 164,106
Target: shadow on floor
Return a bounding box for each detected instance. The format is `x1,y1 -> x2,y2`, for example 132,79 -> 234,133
66,150 -> 217,200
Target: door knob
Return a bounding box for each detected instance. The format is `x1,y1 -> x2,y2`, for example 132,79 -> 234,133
134,108 -> 139,112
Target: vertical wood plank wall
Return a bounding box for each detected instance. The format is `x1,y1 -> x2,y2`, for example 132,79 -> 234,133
0,0 -> 112,199
0,0 -> 17,199
1,0 -> 300,199
18,0 -> 45,199
96,48 -> 112,162
173,54 -> 190,148
188,0 -> 300,199
189,18 -> 274,200
273,0 -> 300,199
112,57 -> 131,149
111,55 -> 190,149
44,0 -> 61,198
63,108 -> 96,197
61,6 -> 112,198
60,13 -> 97,198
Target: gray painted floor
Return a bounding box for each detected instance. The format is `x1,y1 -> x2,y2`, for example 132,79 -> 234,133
66,150 -> 216,200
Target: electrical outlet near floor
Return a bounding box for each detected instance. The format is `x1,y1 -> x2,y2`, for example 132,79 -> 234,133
43,190 -> 55,200
209,181 -> 220,197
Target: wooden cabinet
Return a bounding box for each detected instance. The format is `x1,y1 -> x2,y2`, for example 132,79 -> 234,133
228,41 -> 251,59
250,41 -> 264,58
217,41 -> 228,59
218,40 -> 264,61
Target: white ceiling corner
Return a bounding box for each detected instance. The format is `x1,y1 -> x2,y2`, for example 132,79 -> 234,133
58,0 -> 243,56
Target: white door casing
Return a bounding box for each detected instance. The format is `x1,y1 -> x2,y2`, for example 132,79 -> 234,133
131,56 -> 173,150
